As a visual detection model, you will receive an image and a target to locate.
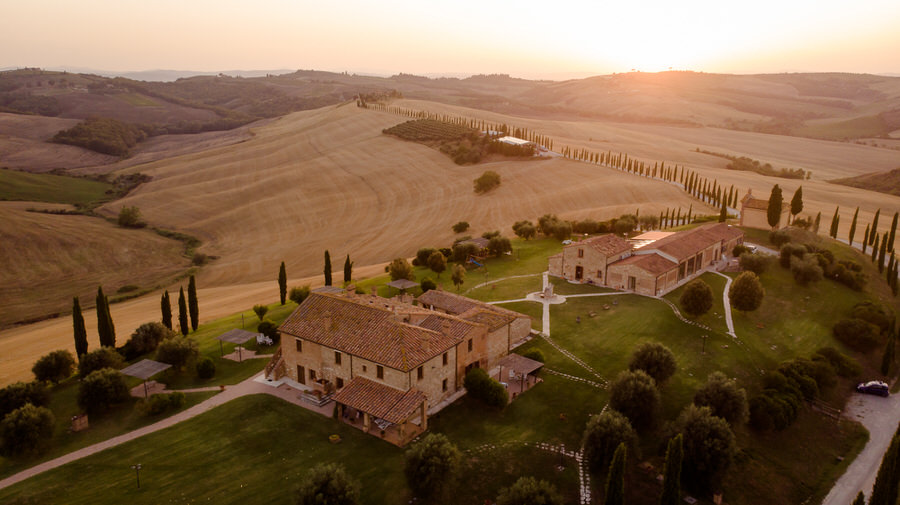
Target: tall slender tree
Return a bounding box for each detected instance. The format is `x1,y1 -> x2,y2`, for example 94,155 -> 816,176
863,224 -> 871,254
324,250 -> 332,286
278,261 -> 287,305
873,234 -> 881,263
889,212 -> 898,253
814,212 -> 821,234
830,207 -> 840,239
188,275 -> 199,331
789,186 -> 803,224
852,492 -> 866,505
869,422 -> 900,505
849,207 -> 859,246
767,184 -> 784,229
178,287 -> 189,336
604,443 -> 626,505
72,297 -> 88,359
161,290 -> 172,330
659,434 -> 683,505
95,286 -> 115,348
344,255 -> 353,284
879,232 -> 888,272
871,209 -> 881,245
718,199 -> 727,223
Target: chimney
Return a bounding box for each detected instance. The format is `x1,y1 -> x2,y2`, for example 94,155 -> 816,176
441,320 -> 452,336
346,284 -> 356,296
370,286 -> 377,296
322,311 -> 331,330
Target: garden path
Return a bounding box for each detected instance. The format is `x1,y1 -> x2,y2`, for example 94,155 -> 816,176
711,271 -> 737,337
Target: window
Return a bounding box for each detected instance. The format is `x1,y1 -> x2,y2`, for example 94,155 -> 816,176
336,378 -> 344,389
442,379 -> 448,392
310,369 -> 316,381
377,365 -> 384,379
295,339 -> 302,352
597,270 -> 603,280
417,366 -> 424,380
467,339 -> 473,352
577,248 -> 584,258
362,365 -> 367,372
442,352 -> 448,366
334,351 -> 342,365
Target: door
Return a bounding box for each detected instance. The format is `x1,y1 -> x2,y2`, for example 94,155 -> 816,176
297,365 -> 306,385
575,266 -> 583,280
628,276 -> 636,290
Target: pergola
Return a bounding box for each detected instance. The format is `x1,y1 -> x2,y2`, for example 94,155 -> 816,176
120,359 -> 172,398
495,353 -> 544,395
216,329 -> 260,361
386,279 -> 418,293
333,377 -> 427,447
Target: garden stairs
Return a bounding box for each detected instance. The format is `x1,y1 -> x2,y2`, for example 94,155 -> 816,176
264,347 -> 285,381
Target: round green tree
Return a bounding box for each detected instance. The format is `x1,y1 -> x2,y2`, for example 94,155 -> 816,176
496,477 -> 562,505
609,369 -> 659,431
295,463 -> 360,505
628,342 -> 677,385
404,433 -> 462,502
679,279 -> 713,318
729,271 -> 764,312
582,410 -> 636,473
0,403 -> 55,456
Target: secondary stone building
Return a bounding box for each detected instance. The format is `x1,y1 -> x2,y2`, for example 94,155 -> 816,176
740,189 -> 790,229
549,223 -> 744,296
270,288 -> 531,445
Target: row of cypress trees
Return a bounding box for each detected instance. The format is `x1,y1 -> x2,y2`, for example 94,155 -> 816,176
601,435 -> 684,505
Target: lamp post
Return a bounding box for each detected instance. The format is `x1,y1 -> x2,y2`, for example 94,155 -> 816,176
131,463 -> 142,489
702,334 -> 708,355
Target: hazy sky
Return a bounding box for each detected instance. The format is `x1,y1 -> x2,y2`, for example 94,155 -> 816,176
3,0 -> 899,79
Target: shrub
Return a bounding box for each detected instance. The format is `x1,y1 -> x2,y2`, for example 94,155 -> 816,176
127,322 -> 175,355
136,392 -> 185,416
769,230 -> 791,247
693,372 -> 748,425
427,250 -> 447,276
258,320 -> 280,344
464,368 -> 508,409
732,244 -> 750,257
609,370 -> 659,430
679,279 -> 713,318
790,255 -> 824,286
451,242 -> 479,263
496,477 -> 562,505
295,463 -> 360,505
78,347 -> 125,377
253,304 -> 269,321
729,271 -> 764,312
77,368 -> 130,415
0,404 -> 55,456
191,252 -> 209,266
156,336 -> 200,370
487,236 -> 512,256
613,214 -> 637,235
289,285 -> 311,304
32,350 -> 75,384
473,170 -> 501,194
749,389 -> 801,431
421,278 -> 437,293
779,243 -> 807,268
520,349 -> 545,363
851,301 -> 894,334
0,382 -> 50,419
452,221 -> 469,233
512,220 -> 536,240
833,318 -> 882,351
628,342 -> 677,384
404,433 -> 461,501
388,258 -> 414,281
739,252 -> 770,275
416,248 -> 438,266
196,357 -> 216,379
814,347 -> 862,377
117,206 -> 145,228
582,410 -> 637,473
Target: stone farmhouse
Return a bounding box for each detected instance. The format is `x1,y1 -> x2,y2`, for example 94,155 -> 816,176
739,189 -> 790,229
269,289 -> 531,445
549,223 -> 744,296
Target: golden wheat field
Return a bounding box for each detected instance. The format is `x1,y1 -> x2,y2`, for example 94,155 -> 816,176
2,99 -> 899,385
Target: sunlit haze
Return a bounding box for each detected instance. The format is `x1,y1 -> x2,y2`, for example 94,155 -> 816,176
2,0 -> 900,78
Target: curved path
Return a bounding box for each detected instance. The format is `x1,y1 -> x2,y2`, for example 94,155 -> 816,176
711,271 -> 737,337
0,374 -> 300,491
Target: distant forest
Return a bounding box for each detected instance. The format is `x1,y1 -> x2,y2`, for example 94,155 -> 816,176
830,167 -> 900,197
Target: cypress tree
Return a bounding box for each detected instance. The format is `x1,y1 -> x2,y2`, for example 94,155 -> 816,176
889,212 -> 898,252
830,207 -> 840,238
72,297 -> 88,359
863,224 -> 870,254
873,234 -> 880,263
849,207 -> 859,246
659,434 -> 683,505
663,209 -> 670,230
687,205 -> 692,224
95,286 -> 115,348
324,250 -> 332,286
676,208 -> 681,226
188,275 -> 199,331
790,186 -> 803,223
278,261 -> 287,305
871,209 -> 881,245
344,255 -> 353,284
879,232 -> 888,272
767,184 -> 784,229
869,422 -> 900,505
852,492 -> 865,505
178,287 -> 189,336
604,443 -> 626,505
814,212 -> 821,234
719,199 -> 727,223
161,290 -> 172,330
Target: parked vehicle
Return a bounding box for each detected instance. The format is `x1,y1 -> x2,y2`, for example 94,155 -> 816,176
856,381 -> 890,397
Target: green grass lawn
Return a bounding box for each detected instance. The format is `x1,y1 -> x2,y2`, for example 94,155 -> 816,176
0,168 -> 112,205
664,272 -> 730,334
116,93 -> 159,107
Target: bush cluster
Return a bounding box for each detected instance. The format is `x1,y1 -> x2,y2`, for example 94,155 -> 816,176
463,368 -> 507,409
195,357 -> 216,379
32,350 -> 75,384
77,368 -> 130,415
0,381 -> 50,419
749,355 -> 837,431
52,117 -> 147,156
136,392 -> 185,416
78,347 -> 125,377
473,171 -> 501,193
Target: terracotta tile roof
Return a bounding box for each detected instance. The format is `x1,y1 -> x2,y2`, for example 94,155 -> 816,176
610,253 -> 677,275
417,290 -> 529,323
332,377 -> 425,424
635,223 -> 743,261
496,353 -> 545,376
459,308 -> 512,331
416,314 -> 481,340
279,293 -> 460,371
743,197 -> 769,211
572,234 -> 632,256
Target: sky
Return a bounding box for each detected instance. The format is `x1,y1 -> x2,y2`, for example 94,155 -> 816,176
2,0 -> 900,80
